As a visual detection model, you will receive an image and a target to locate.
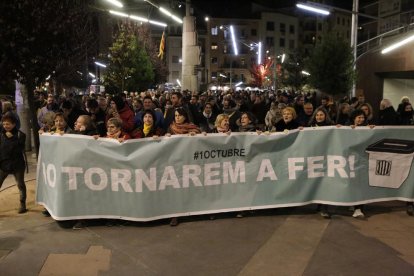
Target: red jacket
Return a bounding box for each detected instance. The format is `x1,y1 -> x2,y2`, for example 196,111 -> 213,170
106,105 -> 135,133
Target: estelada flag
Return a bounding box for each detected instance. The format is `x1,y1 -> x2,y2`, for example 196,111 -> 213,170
158,31 -> 165,59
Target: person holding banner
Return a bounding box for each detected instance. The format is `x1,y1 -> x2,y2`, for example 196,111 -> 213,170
131,110 -> 164,139
274,107 -> 300,132
308,107 -> 333,127
306,107 -> 333,218
212,114 -> 231,134
238,112 -> 257,132
349,109 -> 374,219
167,107 -> 201,136
104,117 -> 131,142
70,115 -> 97,136
167,107 -> 200,226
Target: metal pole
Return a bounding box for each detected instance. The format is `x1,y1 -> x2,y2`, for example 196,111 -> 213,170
230,58 -> 232,90
351,0 -> 359,97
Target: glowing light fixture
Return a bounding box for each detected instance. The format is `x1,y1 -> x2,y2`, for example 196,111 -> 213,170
230,25 -> 238,55
296,3 -> 330,15
109,10 -> 128,17
381,33 -> 414,54
94,61 -> 107,68
105,0 -> 123,8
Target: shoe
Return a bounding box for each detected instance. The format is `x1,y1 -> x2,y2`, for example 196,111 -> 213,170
236,212 -> 244,218
407,204 -> 414,216
72,221 -> 85,230
42,209 -> 51,217
352,208 -> 365,219
320,211 -> 331,219
209,215 -> 216,220
18,206 -> 27,214
170,217 -> 178,226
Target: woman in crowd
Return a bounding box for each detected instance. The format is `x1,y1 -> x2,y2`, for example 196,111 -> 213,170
71,115 -> 97,136
39,112 -> 72,217
2,101 -> 20,130
399,102 -> 414,125
51,112 -> 72,134
198,103 -> 217,133
308,107 -> 333,127
274,107 -> 299,131
348,109 -> 374,219
0,113 -> 27,214
336,103 -> 350,125
212,114 -> 231,134
168,107 -> 201,136
265,102 -> 285,131
105,117 -> 131,142
379,99 -> 399,125
360,103 -> 375,125
167,107 -> 200,226
305,107 -> 333,218
132,110 -> 164,138
107,95 -> 135,134
238,112 -> 257,132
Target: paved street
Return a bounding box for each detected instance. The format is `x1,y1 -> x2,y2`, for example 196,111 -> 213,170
1,156 -> 414,275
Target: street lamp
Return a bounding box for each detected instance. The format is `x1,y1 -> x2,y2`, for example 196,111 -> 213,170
296,0 -> 373,97
109,10 -> 167,27
381,32 -> 414,54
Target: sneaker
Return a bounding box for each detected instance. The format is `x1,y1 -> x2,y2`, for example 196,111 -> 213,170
352,208 -> 365,219
407,204 -> 414,216
72,221 -> 85,230
320,211 -> 331,219
42,209 -> 51,217
170,217 -> 178,226
236,212 -> 244,218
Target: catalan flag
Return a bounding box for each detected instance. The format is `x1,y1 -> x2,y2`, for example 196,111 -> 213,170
158,31 -> 165,59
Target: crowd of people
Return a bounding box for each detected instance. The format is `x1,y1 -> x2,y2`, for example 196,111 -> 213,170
0,88 -> 413,227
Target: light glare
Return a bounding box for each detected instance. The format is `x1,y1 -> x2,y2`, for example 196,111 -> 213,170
296,3 -> 330,15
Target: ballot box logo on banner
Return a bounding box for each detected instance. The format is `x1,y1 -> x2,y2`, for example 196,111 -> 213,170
375,160 -> 392,176
366,139 -> 414,189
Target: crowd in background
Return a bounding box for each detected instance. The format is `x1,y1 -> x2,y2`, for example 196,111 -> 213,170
26,88 -> 414,140
1,89 -> 413,225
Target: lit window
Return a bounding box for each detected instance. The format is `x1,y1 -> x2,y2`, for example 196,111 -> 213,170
211,43 -> 218,50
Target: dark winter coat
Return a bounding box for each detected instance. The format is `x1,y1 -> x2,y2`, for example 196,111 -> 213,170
0,127 -> 26,173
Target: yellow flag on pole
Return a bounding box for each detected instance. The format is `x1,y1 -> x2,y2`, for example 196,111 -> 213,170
158,31 -> 165,59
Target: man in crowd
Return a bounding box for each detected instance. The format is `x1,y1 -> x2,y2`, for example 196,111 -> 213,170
164,91 -> 193,129
37,94 -> 59,129
296,102 -> 314,126
134,96 -> 165,129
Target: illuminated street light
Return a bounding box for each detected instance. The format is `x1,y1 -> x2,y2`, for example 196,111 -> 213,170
109,10 -> 128,17
257,42 -> 262,64
296,3 -> 330,15
219,73 -> 227,78
281,53 -> 286,63
235,82 -> 243,87
89,72 -> 96,78
301,70 -> 311,76
381,33 -> 414,54
159,6 -> 183,24
176,79 -> 182,87
109,10 -> 167,27
230,25 -> 238,55
105,0 -> 123,8
205,16 -> 209,22
94,61 -> 107,68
